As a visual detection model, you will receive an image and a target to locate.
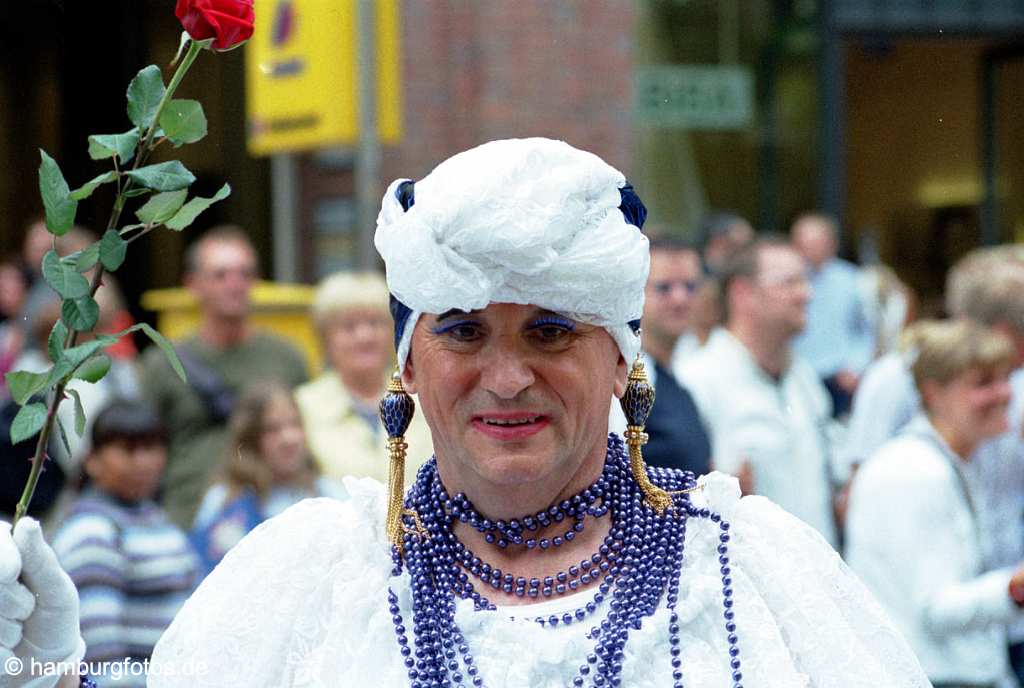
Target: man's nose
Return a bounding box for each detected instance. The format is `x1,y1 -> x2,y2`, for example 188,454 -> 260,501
479,344 -> 536,399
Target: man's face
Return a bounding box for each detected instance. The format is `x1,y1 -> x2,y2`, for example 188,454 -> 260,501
792,219 -> 836,269
402,303 -> 627,505
643,248 -> 703,342
187,240 -> 257,321
753,245 -> 810,338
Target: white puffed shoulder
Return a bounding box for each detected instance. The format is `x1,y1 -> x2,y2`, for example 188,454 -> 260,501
693,472 -> 930,687
149,477 -> 391,687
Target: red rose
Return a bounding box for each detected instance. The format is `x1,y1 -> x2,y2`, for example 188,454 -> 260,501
175,0 -> 255,52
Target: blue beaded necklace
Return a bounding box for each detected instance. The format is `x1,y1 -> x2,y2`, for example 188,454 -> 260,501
387,434 -> 744,688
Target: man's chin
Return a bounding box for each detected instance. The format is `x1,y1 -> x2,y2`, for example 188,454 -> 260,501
464,443 -> 557,486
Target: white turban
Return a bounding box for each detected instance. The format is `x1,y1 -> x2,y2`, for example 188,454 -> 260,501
374,137 -> 649,371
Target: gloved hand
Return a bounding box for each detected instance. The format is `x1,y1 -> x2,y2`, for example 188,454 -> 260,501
1,518 -> 84,688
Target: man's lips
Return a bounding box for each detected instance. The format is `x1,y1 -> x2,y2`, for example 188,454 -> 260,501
470,412 -> 550,441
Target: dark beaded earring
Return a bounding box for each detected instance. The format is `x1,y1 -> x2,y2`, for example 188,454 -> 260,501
379,369 -> 426,553
620,354 -> 683,514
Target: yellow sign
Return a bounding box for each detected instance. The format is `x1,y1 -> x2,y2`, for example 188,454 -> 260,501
245,0 -> 402,154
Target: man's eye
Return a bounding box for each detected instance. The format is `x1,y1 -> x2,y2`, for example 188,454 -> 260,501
450,324 -> 482,340
535,325 -> 569,341
432,320 -> 483,341
528,317 -> 576,343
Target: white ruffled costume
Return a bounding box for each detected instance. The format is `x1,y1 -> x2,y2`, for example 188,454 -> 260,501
150,472 -> 928,687
147,139 -> 928,686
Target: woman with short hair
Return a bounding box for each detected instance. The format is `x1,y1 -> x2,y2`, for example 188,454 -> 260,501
846,319 -> 1024,688
294,272 -> 431,486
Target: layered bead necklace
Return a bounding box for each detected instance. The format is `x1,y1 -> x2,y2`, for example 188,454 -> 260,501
387,434 -> 744,688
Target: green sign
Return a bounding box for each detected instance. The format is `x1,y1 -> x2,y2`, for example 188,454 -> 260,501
635,65 -> 754,130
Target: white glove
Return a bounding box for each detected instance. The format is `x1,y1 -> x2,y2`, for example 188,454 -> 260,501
0,519 -> 84,688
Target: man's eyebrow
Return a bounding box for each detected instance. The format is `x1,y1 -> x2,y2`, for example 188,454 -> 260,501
435,308 -> 478,321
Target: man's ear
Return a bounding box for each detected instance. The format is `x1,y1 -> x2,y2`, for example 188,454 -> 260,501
612,354 -> 628,398
401,353 -> 417,394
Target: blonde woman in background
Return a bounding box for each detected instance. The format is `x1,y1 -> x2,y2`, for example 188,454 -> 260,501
295,272 -> 432,486
846,319 -> 1024,688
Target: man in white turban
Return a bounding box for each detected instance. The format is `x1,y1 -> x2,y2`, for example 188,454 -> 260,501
2,138 -> 927,687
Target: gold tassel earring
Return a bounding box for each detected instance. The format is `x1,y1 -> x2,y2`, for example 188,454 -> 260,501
379,369 -> 426,553
620,354 -> 677,515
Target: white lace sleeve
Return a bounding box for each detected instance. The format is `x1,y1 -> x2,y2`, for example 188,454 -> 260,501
694,472 -> 931,687
148,478 -> 388,688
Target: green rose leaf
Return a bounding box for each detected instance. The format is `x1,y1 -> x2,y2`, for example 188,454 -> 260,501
38,150 -> 78,236
4,370 -> 51,406
48,337 -> 117,385
127,65 -> 166,130
66,388 -> 87,437
42,250 -> 90,299
74,354 -> 112,384
126,161 -> 196,192
87,130 -> 140,164
99,230 -> 128,271
71,242 -> 101,274
122,323 -> 186,383
123,188 -> 152,198
62,296 -> 100,332
48,336 -> 118,387
10,402 -> 47,445
159,99 -> 207,146
135,190 -> 188,225
166,183 -> 231,231
55,416 -> 73,457
70,172 -> 117,201
47,320 -> 69,363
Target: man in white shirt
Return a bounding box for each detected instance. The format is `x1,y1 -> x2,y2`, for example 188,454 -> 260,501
679,235 -> 838,547
790,213 -> 874,417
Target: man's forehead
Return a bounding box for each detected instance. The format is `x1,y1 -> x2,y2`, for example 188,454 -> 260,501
758,244 -> 801,267
432,305 -> 564,321
650,248 -> 700,271
199,240 -> 256,269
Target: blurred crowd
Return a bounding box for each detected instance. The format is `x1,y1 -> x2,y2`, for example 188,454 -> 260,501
2,209 -> 1023,687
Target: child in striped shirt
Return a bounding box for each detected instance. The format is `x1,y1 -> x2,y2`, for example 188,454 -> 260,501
53,399 -> 198,686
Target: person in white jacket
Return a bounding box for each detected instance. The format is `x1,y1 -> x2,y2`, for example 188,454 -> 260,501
846,318 -> 1024,688
1,138 -> 929,688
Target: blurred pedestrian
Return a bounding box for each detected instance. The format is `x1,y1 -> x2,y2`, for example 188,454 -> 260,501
683,211 -> 755,352
190,382 -> 347,578
140,225 -> 308,528
0,255 -> 30,388
846,246 -> 1024,682
698,210 -> 754,275
790,212 -> 874,417
294,272 -> 431,485
52,400 -> 197,687
859,263 -> 915,358
633,236 -> 710,476
846,319 -> 1024,688
679,235 -> 838,546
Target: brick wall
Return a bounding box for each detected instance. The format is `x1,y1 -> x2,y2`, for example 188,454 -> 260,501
388,0 -> 636,179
